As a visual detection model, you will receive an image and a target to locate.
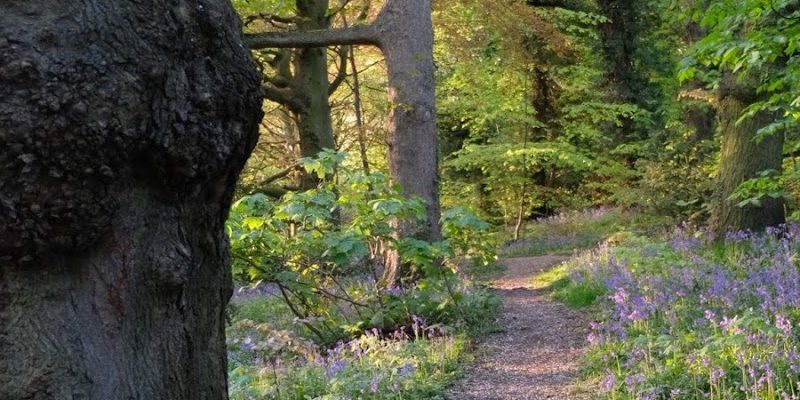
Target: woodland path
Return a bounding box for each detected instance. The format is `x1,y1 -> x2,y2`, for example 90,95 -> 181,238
446,256 -> 592,400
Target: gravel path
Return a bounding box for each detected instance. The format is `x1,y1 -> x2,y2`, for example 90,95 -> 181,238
446,256 -> 592,400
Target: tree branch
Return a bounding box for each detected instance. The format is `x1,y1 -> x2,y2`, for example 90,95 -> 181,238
244,13 -> 297,28
264,74 -> 291,89
263,164 -> 300,185
262,84 -> 304,111
248,185 -> 292,198
245,24 -> 380,49
328,46 -> 349,95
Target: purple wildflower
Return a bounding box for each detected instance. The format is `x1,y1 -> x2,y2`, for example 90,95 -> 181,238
369,374 -> 383,393
599,371 -> 617,393
399,363 -> 415,378
777,314 -> 793,335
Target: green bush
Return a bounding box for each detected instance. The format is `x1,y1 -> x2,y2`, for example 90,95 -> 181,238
227,151 -> 499,345
225,151 -> 501,399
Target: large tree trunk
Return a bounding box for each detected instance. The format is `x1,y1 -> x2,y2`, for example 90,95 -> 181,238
710,76 -> 785,236
0,1 -> 262,399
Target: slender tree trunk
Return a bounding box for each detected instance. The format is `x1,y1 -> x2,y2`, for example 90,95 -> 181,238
0,1 -> 262,398
292,45 -> 336,188
348,45 -> 372,176
710,75 -> 785,236
293,0 -> 336,189
513,197 -> 527,242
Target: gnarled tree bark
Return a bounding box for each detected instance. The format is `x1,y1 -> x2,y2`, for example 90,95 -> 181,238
0,1 -> 262,398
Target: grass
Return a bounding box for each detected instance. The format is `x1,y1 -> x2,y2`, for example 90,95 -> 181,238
457,258 -> 507,285
228,321 -> 469,400
226,280 -> 499,399
532,263 -> 604,308
512,207 -> 669,308
230,295 -> 292,325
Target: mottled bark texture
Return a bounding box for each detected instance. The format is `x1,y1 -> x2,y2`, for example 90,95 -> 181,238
377,0 -> 440,285
246,0 -> 441,285
0,1 -> 263,399
710,74 -> 785,236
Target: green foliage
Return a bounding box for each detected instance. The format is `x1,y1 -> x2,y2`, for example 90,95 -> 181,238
226,151 -> 501,398
441,207 -> 497,267
228,151 -> 499,344
729,169 -> 787,208
444,141 -> 597,219
232,0 -> 295,17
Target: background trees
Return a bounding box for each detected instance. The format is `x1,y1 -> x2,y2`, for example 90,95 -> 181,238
244,0 -> 440,285
225,0 -> 800,397
235,0 -> 800,261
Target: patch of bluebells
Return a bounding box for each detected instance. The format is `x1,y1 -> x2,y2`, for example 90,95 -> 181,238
577,224 -> 800,399
537,206 -> 614,225
504,207 -> 629,256
228,315 -> 460,399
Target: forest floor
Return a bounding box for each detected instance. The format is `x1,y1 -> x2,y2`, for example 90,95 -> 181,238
446,255 -> 593,400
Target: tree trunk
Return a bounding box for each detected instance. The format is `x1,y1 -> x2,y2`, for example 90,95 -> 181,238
377,0 -> 441,285
348,44 -> 372,176
597,0 -> 636,104
710,76 -> 785,236
0,1 -> 262,399
292,0 -> 337,189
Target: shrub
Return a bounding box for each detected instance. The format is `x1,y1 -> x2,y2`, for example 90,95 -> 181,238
225,151 -> 500,399
227,150 -> 498,345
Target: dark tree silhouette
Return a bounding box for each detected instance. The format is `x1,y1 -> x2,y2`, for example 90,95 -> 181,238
0,1 -> 262,398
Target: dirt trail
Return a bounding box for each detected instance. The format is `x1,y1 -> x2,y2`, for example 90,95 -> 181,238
446,256 -> 591,400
